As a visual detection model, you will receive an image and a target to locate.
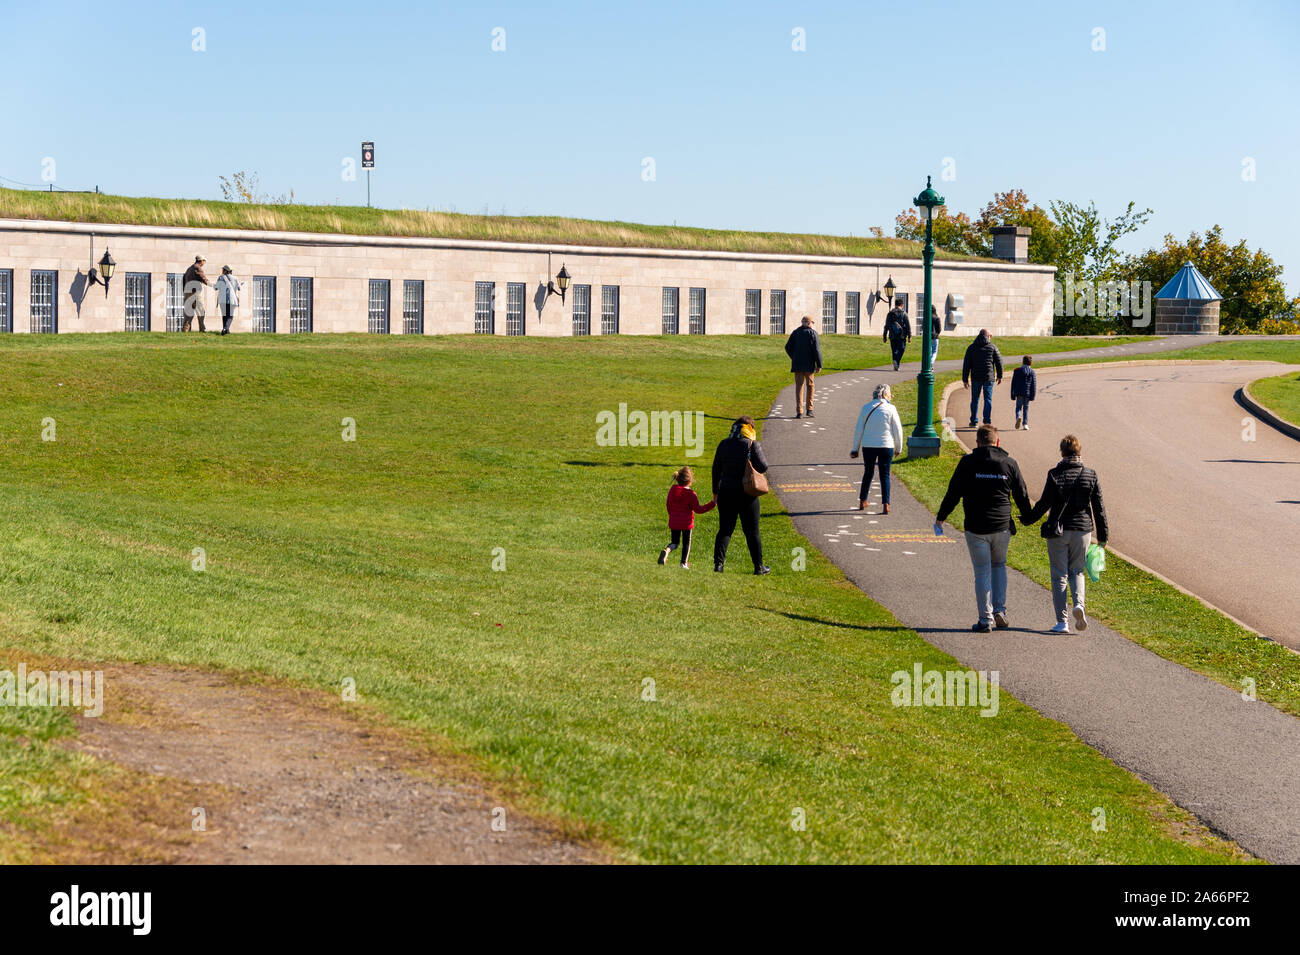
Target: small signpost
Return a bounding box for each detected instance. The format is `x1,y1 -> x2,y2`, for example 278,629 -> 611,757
361,141 -> 375,207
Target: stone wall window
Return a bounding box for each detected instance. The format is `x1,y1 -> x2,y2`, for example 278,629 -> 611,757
125,272 -> 150,331
165,273 -> 185,331
290,277 -> 313,333
368,278 -> 390,334
845,291 -> 860,335
821,291 -> 837,335
0,269 -> 12,333
688,287 -> 706,335
661,287 -> 679,335
601,285 -> 619,335
571,284 -> 591,336
474,281 -> 494,334
402,279 -> 423,335
506,282 -> 526,336
30,270 -> 57,334
769,289 -> 786,335
253,276 -> 277,333
745,289 -> 761,335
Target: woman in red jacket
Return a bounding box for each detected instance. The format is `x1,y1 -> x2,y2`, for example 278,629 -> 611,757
659,466 -> 716,569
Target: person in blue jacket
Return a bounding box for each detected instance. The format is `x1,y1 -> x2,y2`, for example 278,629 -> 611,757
1010,355 -> 1037,431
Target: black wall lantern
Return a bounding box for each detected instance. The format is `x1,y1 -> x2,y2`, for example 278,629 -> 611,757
88,247 -> 116,297
877,275 -> 896,305
545,254 -> 571,304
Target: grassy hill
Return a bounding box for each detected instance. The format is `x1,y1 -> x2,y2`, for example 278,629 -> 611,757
0,186 -> 993,260
0,332 -> 1247,863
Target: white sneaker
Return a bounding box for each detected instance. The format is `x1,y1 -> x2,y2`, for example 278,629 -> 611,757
1023,423 -> 1030,431
1049,622 -> 1070,634
1073,606 -> 1088,631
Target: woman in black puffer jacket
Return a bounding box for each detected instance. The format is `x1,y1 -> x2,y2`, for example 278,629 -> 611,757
1023,434 -> 1110,634
711,415 -> 771,575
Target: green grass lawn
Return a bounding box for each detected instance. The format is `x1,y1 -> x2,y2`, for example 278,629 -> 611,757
1249,371 -> 1300,426
0,333 -> 1250,863
888,370 -> 1300,721
0,186 -> 990,261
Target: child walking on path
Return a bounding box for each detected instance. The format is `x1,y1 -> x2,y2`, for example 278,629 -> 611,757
1010,355 -> 1037,430
660,466 -> 716,569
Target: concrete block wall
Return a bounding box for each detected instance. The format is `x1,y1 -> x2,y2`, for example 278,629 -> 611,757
1154,299 -> 1220,335
0,219 -> 1057,337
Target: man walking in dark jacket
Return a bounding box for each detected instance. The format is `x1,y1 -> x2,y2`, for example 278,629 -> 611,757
935,424 -> 1033,632
1023,434 -> 1109,633
182,255 -> 212,333
882,297 -> 911,370
784,315 -> 823,419
962,329 -> 1003,427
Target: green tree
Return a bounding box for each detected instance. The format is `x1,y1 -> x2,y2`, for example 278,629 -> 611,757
1123,226 -> 1299,334
894,206 -> 979,256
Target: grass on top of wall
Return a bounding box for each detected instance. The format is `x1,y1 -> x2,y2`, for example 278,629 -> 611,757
0,187 -> 998,262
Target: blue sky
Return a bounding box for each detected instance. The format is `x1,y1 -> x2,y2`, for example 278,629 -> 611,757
3,0 -> 1298,291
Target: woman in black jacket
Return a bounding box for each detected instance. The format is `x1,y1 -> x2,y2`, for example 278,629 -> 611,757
1023,434 -> 1110,634
711,415 -> 771,575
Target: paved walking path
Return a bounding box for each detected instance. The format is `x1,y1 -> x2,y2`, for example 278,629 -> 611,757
948,360 -> 1300,649
762,336 -> 1300,864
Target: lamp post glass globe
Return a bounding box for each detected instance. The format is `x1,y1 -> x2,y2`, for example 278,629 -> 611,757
98,249 -> 116,281
883,276 -> 896,303
556,264 -> 570,293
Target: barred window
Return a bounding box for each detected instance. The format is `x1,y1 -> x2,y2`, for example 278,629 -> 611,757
821,291 -> 837,335
571,284 -> 591,336
745,289 -> 761,335
601,285 -> 619,335
165,273 -> 185,331
368,279 -> 390,334
253,276 -> 276,333
661,287 -> 679,335
290,277 -> 313,333
769,290 -> 786,335
506,282 -> 526,336
688,287 -> 706,335
30,270 -> 57,334
474,281 -> 494,334
845,291 -> 860,335
125,272 -> 150,331
0,269 -> 12,333
403,280 -> 424,334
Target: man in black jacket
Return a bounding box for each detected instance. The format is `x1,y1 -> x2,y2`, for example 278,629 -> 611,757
1023,434 -> 1109,633
962,329 -> 1003,427
935,424 -> 1032,632
882,298 -> 911,370
784,315 -> 823,419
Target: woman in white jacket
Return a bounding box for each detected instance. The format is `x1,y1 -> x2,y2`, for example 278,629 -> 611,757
214,266 -> 241,336
849,383 -> 905,514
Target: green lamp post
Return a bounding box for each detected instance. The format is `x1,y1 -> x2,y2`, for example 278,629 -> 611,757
907,176 -> 944,458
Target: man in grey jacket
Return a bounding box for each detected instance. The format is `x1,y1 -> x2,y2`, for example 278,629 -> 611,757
784,315 -> 823,419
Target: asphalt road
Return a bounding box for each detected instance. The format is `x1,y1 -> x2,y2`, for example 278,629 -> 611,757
763,339 -> 1300,864
945,360 -> 1300,648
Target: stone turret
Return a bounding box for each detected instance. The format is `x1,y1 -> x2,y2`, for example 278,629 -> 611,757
1154,261 -> 1222,335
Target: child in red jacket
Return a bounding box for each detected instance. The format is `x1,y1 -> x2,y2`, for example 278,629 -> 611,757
659,465 -> 716,569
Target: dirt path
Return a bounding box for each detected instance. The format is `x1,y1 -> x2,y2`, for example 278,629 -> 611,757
61,663 -> 603,865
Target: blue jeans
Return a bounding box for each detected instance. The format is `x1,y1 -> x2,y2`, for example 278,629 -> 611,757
1047,531 -> 1090,624
969,381 -> 994,424
1015,395 -> 1030,424
964,530 -> 1009,625
930,339 -> 939,365
859,447 -> 892,505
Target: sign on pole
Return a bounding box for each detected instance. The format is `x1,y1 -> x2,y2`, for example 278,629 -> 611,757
361,142 -> 375,168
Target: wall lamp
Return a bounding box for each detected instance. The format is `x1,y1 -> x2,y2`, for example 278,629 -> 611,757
875,275 -> 896,305
545,255 -> 571,304
88,248 -> 116,297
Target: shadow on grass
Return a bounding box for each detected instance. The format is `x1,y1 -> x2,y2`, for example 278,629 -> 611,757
754,607 -> 910,634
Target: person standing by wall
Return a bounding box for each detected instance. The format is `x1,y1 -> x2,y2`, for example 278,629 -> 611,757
214,266 -> 242,336
848,383 -> 904,514
882,297 -> 911,371
181,255 -> 211,333
784,315 -> 823,419
962,329 -> 1003,427
934,424 -> 1033,633
711,416 -> 771,576
929,304 -> 942,366
1022,434 -> 1110,634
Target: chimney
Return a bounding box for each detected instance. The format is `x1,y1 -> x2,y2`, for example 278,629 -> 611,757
991,225 -> 1030,264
